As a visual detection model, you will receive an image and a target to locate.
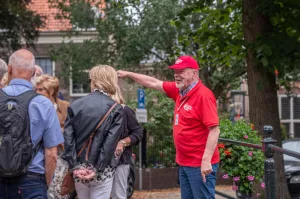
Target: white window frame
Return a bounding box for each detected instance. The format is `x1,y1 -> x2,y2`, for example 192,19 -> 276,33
278,94 -> 300,138
35,57 -> 56,76
69,69 -> 90,97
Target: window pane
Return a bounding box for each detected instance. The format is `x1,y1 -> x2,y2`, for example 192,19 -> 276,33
294,97 -> 300,119
72,72 -> 89,94
281,97 -> 290,119
294,123 -> 300,138
35,58 -> 53,75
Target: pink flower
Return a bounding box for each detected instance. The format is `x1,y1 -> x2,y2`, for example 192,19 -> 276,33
233,176 -> 240,181
247,175 -> 255,181
232,185 -> 239,191
244,135 -> 249,139
248,151 -> 253,156
256,193 -> 261,197
223,174 -> 229,179
261,182 -> 265,189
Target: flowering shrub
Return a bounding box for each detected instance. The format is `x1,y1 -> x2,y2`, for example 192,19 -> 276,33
219,119 -> 265,195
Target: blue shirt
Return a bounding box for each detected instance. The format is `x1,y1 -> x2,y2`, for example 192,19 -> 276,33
180,80 -> 199,97
2,78 -> 64,174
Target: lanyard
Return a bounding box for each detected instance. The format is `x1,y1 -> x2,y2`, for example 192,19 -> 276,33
177,97 -> 188,112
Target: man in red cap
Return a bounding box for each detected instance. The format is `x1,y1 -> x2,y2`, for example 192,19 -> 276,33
117,55 -> 220,199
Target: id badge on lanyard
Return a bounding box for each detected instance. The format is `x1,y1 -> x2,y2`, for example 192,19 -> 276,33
175,114 -> 179,125
175,97 -> 188,126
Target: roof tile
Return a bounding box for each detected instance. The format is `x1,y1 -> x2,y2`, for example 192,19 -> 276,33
28,0 -> 72,31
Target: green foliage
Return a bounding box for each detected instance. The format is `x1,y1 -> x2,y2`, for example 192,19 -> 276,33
175,0 -> 300,94
0,0 -> 44,57
219,119 -> 265,194
172,0 -> 245,101
49,0 -> 243,101
128,88 -> 176,168
49,0 -> 180,82
254,0 -> 300,92
280,124 -> 288,141
49,40 -> 111,82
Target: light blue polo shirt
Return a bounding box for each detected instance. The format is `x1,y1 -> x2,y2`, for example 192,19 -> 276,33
2,78 -> 64,174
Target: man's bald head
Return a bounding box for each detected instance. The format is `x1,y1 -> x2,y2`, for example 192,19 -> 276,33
8,49 -> 35,81
9,49 -> 35,71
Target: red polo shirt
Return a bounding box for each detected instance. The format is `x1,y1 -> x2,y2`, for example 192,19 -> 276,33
163,80 -> 220,166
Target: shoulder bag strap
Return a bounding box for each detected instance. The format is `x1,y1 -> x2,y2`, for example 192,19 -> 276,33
77,103 -> 118,160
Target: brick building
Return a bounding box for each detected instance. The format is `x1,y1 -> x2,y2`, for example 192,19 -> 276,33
27,0 -> 100,101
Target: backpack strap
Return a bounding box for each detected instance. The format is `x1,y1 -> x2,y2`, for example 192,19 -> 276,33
0,89 -> 39,108
15,90 -> 40,108
0,89 -> 9,104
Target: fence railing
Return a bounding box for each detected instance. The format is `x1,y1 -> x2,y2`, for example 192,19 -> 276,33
217,125 -> 300,199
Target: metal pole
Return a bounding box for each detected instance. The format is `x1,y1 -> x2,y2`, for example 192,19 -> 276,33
139,141 -> 142,190
262,126 -> 277,199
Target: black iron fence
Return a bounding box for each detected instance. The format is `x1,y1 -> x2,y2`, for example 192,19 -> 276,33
131,126 -> 300,199
216,126 -> 300,199
132,129 -> 176,168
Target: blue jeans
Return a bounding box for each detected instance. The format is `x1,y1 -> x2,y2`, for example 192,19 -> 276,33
0,173 -> 48,199
179,164 -> 219,199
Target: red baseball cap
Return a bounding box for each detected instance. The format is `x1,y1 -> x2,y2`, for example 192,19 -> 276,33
169,56 -> 199,70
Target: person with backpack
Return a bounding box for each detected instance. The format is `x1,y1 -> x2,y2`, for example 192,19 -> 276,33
0,49 -> 64,199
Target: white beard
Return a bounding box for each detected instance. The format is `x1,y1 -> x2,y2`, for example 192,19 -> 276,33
31,75 -> 37,90
175,82 -> 184,90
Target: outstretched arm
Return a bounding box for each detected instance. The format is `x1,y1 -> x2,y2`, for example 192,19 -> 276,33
117,70 -> 164,92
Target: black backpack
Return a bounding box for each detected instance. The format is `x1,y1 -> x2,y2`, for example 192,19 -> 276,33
0,89 -> 40,177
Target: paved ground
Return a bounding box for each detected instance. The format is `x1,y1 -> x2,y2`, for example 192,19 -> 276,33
131,185 -> 236,199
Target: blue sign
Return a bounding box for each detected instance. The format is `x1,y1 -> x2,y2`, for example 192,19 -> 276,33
137,89 -> 145,109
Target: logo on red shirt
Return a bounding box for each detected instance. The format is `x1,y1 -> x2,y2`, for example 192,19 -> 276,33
184,104 -> 192,111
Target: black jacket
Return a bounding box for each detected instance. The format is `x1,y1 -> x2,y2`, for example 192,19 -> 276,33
119,106 -> 143,165
61,92 -> 124,171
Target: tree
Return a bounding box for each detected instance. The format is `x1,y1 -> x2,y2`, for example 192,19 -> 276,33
49,0 -> 243,102
0,0 -> 44,57
243,1 -> 299,198
176,0 -> 300,198
49,0 -> 181,82
173,0 -> 245,106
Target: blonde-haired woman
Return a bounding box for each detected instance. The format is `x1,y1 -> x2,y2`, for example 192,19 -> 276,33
61,65 -> 124,199
36,74 -> 70,131
111,86 -> 143,199
35,74 -> 70,198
